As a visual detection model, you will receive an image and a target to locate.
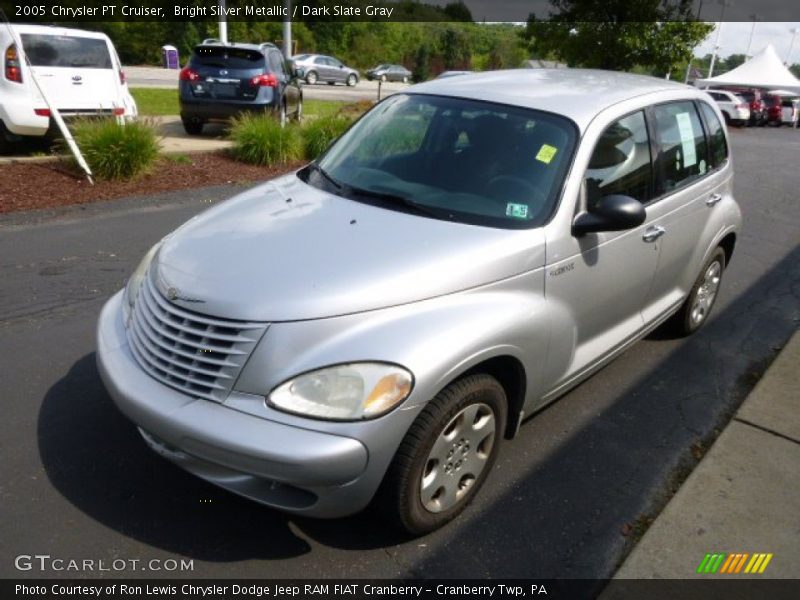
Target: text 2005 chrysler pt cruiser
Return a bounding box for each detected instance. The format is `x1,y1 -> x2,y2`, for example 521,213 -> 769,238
98,70 -> 741,534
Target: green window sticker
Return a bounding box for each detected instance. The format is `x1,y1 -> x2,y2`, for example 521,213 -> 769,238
536,144 -> 558,164
506,203 -> 529,219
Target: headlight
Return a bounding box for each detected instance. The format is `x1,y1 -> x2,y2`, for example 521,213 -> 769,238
268,363 -> 414,421
121,241 -> 161,325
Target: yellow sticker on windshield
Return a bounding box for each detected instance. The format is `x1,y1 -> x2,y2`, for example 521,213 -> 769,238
536,144 -> 558,164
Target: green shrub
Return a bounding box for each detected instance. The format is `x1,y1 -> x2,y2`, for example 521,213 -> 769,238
301,115 -> 354,160
228,113 -> 302,166
67,118 -> 160,180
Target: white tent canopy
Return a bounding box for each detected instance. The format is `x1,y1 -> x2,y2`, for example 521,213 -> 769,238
695,44 -> 800,92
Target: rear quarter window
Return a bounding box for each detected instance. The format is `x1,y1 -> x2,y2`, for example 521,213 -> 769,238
698,102 -> 728,169
21,34 -> 112,69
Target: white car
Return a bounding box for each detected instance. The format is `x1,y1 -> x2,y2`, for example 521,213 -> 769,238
781,99 -> 799,127
0,24 -> 137,149
706,90 -> 750,127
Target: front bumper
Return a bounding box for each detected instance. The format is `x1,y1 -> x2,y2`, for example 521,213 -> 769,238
96,291 -> 380,517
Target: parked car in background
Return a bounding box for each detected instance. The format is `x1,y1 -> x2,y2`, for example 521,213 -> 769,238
763,93 -> 784,126
292,54 -> 359,86
98,69 -> 741,535
706,90 -> 750,127
0,24 -> 137,151
781,98 -> 799,127
722,88 -> 766,126
179,42 -> 302,135
366,64 -> 411,83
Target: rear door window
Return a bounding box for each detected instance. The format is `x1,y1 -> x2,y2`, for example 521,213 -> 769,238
652,101 -> 709,194
21,34 -> 112,69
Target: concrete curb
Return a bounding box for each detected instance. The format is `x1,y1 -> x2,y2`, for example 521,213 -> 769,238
603,330 -> 800,585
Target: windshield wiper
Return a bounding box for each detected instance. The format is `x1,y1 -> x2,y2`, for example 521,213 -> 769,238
306,162 -> 343,190
347,185 -> 450,219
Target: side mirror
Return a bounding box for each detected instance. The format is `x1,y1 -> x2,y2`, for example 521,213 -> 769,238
572,194 -> 645,236
293,67 -> 305,78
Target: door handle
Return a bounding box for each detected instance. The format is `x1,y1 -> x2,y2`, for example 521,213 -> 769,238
706,193 -> 723,206
642,225 -> 666,242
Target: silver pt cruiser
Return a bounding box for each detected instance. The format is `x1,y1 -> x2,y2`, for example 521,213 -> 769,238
97,70 -> 741,534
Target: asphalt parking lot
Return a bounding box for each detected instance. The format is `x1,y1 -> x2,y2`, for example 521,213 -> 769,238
1,127 -> 798,581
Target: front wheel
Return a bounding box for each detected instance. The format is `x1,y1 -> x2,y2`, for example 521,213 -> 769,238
347,74 -> 358,87
376,374 -> 507,535
668,247 -> 726,336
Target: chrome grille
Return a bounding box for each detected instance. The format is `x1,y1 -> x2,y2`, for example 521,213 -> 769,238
127,273 -> 267,402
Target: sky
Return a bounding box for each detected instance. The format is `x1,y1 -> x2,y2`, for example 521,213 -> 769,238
694,22 -> 800,63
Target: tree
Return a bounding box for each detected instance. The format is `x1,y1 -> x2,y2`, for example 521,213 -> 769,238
523,0 -> 712,73
413,44 -> 431,82
443,2 -> 473,22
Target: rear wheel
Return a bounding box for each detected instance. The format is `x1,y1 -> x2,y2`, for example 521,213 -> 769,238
377,373 -> 506,535
305,70 -> 318,85
181,118 -> 203,135
668,248 -> 726,336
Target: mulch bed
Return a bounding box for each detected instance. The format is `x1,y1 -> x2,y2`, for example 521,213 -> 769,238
0,153 -> 302,214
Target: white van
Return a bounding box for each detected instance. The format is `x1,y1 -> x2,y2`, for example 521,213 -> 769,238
0,24 -> 137,147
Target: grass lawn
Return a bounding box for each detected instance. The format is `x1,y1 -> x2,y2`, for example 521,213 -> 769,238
131,88 -> 346,119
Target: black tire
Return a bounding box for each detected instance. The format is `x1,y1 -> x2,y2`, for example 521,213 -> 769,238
402,76 -> 408,84
294,96 -> 303,122
305,70 -> 318,85
347,74 -> 358,87
722,112 -> 731,126
377,373 -> 507,535
667,247 -> 726,337
182,119 -> 203,135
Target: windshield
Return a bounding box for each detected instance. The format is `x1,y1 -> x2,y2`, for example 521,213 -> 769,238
306,94 -> 577,228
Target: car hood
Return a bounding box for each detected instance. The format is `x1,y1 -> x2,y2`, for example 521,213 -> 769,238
153,174 -> 545,322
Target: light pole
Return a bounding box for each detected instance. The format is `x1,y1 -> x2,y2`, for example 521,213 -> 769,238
786,27 -> 800,66
283,0 -> 292,58
745,15 -> 760,58
707,0 -> 732,79
218,0 -> 228,44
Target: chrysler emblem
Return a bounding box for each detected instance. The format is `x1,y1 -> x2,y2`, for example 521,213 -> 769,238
166,287 -> 179,301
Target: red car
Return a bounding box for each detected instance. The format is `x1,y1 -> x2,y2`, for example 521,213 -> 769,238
763,94 -> 784,126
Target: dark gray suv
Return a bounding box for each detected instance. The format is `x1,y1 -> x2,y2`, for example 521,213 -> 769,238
179,42 -> 302,135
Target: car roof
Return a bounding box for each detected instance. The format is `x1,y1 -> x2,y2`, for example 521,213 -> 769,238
408,69 -> 697,131
7,24 -> 110,40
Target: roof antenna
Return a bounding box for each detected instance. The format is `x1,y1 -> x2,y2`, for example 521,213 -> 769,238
0,10 -> 94,184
